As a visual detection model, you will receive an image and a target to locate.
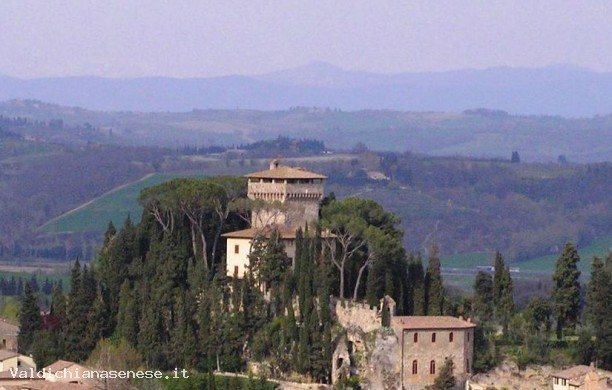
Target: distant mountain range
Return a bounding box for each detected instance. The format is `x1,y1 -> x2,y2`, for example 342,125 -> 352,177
2,63 -> 612,116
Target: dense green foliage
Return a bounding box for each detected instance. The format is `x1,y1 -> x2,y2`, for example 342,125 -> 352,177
585,253 -> 612,369
17,282 -> 42,355
552,243 -> 581,339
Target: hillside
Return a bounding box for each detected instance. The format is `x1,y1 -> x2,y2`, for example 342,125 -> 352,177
21,152 -> 612,271
3,64 -> 612,117
1,101 -> 612,162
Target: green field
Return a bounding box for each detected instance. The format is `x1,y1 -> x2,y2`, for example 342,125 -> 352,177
441,235 -> 612,277
38,173 -> 202,234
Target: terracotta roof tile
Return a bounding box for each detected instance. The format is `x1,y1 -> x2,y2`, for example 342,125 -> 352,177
222,226 -> 335,239
391,316 -> 477,330
246,166 -> 327,180
553,365 -> 592,380
0,350 -> 19,361
43,360 -> 76,373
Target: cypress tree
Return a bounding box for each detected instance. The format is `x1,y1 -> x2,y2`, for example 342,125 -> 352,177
410,254 -> 426,316
497,267 -> 514,336
587,255 -> 612,369
472,271 -> 494,324
424,249 -> 444,315
50,284 -> 66,319
552,242 -> 581,340
116,281 -> 138,346
493,251 -> 504,306
64,259 -> 91,361
18,282 -> 42,355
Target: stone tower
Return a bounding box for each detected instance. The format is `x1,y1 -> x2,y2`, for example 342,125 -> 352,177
246,159 -> 326,229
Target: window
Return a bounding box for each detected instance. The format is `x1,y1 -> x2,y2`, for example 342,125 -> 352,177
234,266 -> 239,275
432,332 -> 436,343
466,359 -> 470,373
467,331 -> 470,342
234,244 -> 239,254
449,332 -> 454,342
412,360 -> 418,375
430,360 -> 436,375
414,332 -> 418,343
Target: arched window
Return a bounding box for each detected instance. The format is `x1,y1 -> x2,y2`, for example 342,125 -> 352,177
430,360 -> 436,375
449,332 -> 454,342
414,332 -> 418,343
431,332 -> 436,343
412,360 -> 418,375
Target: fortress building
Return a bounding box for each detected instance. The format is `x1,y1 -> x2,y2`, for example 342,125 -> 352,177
392,316 -> 476,389
223,159 -> 327,278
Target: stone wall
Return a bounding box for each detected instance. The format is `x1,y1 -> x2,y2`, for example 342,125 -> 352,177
333,299 -> 381,333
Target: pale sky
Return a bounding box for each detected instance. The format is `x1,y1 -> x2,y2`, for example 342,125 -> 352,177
1,0 -> 611,78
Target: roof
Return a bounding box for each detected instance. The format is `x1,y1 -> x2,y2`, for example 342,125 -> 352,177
222,226 -> 298,239
553,365 -> 612,387
43,360 -> 76,373
0,367 -> 41,379
0,350 -> 19,361
391,316 -> 477,330
246,165 -> 327,180
222,226 -> 335,239
0,320 -> 19,335
553,365 -> 593,380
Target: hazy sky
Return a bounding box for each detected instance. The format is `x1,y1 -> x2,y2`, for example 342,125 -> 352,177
1,1 -> 612,78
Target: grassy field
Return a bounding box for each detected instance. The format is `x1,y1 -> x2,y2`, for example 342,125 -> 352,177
441,235 -> 612,277
38,173 -> 200,234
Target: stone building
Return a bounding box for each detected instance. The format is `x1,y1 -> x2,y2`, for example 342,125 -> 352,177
0,320 -> 18,352
391,316 -> 476,389
223,159 -> 327,278
552,364 -> 612,390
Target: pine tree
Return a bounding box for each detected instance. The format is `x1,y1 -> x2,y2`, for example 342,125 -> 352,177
18,282 -> 42,355
552,242 -> 581,340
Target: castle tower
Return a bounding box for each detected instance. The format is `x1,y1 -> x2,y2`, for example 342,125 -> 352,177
246,159 -> 326,229
223,159 -> 327,278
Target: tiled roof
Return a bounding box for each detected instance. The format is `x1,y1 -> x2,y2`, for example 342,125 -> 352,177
553,365 -> 592,380
553,365 -> 612,387
222,226 -> 335,239
223,225 -> 303,239
246,166 -> 327,180
391,316 -> 477,330
0,319 -> 19,335
0,349 -> 19,361
0,367 -> 40,379
43,360 -> 76,373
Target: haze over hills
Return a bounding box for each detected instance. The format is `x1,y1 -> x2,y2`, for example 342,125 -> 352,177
1,99 -> 612,163
2,63 -> 612,116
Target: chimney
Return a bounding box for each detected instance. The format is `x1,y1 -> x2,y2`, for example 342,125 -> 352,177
270,159 -> 280,170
